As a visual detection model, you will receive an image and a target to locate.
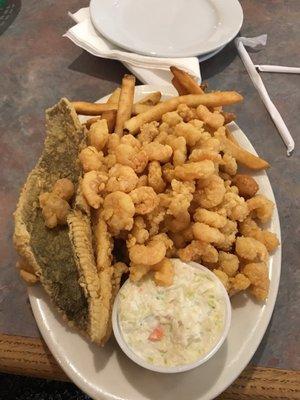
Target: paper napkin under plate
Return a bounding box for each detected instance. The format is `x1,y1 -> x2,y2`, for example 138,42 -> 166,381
64,7 -> 201,85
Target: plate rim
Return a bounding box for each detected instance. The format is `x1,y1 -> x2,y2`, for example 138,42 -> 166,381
28,84 -> 281,400
89,0 -> 243,58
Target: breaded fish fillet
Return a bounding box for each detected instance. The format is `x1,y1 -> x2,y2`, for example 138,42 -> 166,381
13,98 -> 107,343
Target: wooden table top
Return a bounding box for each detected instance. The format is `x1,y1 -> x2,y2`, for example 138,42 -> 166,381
0,0 -> 299,398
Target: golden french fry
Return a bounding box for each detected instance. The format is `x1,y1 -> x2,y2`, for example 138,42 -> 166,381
102,88 -> 121,132
115,74 -> 136,136
124,92 -> 243,134
220,135 -> 270,170
72,101 -> 117,115
132,104 -> 154,115
225,127 -> 240,146
180,92 -> 243,107
170,66 -> 204,94
171,77 -> 189,95
107,87 -> 121,104
135,92 -> 161,106
84,116 -> 101,129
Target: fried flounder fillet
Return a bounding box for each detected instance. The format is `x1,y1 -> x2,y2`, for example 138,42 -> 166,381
13,98 -> 109,344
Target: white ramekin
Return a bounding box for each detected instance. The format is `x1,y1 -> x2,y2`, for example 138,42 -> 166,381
112,260 -> 232,373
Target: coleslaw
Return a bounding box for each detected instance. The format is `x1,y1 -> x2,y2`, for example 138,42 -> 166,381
118,260 -> 227,367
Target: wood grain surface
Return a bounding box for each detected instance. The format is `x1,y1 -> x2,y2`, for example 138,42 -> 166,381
0,334 -> 299,399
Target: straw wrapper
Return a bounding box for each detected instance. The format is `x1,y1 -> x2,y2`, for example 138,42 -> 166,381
235,35 -> 295,156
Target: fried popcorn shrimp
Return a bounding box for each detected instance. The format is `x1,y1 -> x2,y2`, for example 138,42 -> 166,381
222,192 -> 249,222
165,135 -> 187,166
232,174 -> 259,199
136,174 -> 148,187
200,137 -> 221,152
103,154 -> 117,170
168,180 -> 195,216
218,251 -> 239,277
194,175 -> 226,208
239,218 -> 279,252
148,161 -> 166,193
247,194 -> 274,223
137,121 -> 159,144
218,219 -> 238,251
151,233 -> 174,251
193,208 -> 227,228
168,232 -> 187,249
164,180 -> 194,232
88,119 -> 109,151
174,160 -> 214,181
39,192 -> 70,228
192,222 -> 225,245
154,130 -> 169,144
128,239 -> 166,265
165,213 -> 190,233
178,240 -> 218,263
153,258 -> 174,286
129,186 -> 159,214
145,203 -> 167,236
79,146 -> 103,172
176,103 -> 194,122
221,153 -> 237,176
129,216 -> 149,245
120,134 -> 142,150
189,118 -> 205,130
214,126 -> 227,141
229,273 -> 251,296
130,263 -> 152,282
159,121 -> 173,134
103,191 -> 135,234
174,122 -> 203,146
107,133 -> 120,154
196,105 -> 225,129
115,144 -> 148,173
189,148 -> 222,164
143,142 -> 173,163
225,182 -> 239,194
235,236 -> 269,263
52,178 -> 74,201
82,170 -> 108,209
213,269 -> 230,290
162,111 -> 183,127
243,262 -> 269,300
162,163 -> 175,183
106,164 -> 138,193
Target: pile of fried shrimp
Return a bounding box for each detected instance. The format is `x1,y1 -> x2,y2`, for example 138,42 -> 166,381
71,67 -> 279,302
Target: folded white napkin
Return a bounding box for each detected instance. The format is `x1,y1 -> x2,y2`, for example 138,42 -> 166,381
235,35 -> 295,156
64,8 -> 201,85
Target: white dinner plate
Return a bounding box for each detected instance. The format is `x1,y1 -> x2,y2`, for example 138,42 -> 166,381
89,0 -> 243,58
28,85 -> 281,400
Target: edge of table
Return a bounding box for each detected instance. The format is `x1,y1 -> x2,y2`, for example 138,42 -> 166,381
0,333 -> 299,399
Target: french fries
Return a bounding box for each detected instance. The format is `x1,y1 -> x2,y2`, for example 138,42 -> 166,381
102,88 -> 121,132
172,77 -> 189,96
170,66 -> 204,95
132,104 -> 154,115
135,91 -> 161,106
225,126 -> 240,146
72,102 -> 117,115
115,74 -> 136,136
219,135 -> 270,170
124,92 -> 243,134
